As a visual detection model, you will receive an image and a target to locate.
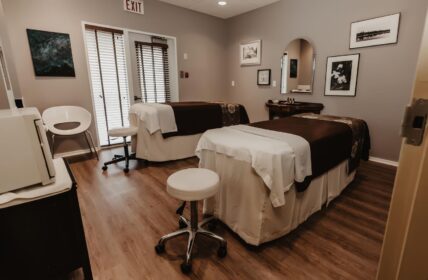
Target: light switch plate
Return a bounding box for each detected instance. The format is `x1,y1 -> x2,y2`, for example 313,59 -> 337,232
183,53 -> 188,60
272,80 -> 277,87
231,81 -> 235,87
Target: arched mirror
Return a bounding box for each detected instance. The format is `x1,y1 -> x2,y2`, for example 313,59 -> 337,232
280,38 -> 315,94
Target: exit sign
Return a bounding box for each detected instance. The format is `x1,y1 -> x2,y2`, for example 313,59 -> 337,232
123,0 -> 144,15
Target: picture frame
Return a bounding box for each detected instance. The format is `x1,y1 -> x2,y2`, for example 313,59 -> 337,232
26,29 -> 75,77
289,59 -> 298,78
257,69 -> 271,86
324,54 -> 360,97
240,40 -> 261,66
350,13 -> 400,49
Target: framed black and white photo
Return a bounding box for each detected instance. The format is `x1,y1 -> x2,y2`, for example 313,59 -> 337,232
290,59 -> 298,78
325,54 -> 360,97
350,13 -> 400,49
240,40 -> 261,66
257,69 -> 271,86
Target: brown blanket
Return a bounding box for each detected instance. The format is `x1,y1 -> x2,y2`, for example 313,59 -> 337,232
250,114 -> 370,192
162,102 -> 249,138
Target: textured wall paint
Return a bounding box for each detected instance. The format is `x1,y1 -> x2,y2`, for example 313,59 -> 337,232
1,0 -> 227,153
224,0 -> 428,161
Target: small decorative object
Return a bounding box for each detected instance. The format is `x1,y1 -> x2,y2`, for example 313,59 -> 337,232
27,29 -> 75,77
350,13 -> 400,49
325,54 -> 360,97
123,0 -> 144,15
240,40 -> 261,66
290,59 -> 298,78
257,69 -> 271,86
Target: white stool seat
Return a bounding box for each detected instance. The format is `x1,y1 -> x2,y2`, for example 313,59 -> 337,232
167,168 -> 219,201
108,126 -> 138,138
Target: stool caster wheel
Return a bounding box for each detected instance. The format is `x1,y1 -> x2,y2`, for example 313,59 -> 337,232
179,219 -> 187,229
180,262 -> 192,274
102,166 -> 108,171
217,245 -> 227,258
155,244 -> 165,254
207,219 -> 217,231
124,168 -> 129,173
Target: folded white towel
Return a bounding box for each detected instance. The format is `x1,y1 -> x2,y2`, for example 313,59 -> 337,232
129,103 -> 178,134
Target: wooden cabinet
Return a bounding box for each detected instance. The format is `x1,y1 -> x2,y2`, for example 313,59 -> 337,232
266,101 -> 324,120
0,159 -> 92,279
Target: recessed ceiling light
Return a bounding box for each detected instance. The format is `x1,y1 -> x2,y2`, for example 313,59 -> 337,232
218,1 -> 227,6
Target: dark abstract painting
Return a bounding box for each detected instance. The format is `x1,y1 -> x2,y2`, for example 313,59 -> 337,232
27,29 -> 75,77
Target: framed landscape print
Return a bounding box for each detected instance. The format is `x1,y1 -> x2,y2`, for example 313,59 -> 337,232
325,54 -> 360,97
27,29 -> 75,77
257,69 -> 271,86
350,13 -> 400,49
240,40 -> 261,66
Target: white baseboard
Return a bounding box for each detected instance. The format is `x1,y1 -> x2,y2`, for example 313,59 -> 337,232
54,147 -> 100,159
369,156 -> 399,167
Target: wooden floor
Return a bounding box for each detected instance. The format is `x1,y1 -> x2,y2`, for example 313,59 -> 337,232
67,149 -> 396,280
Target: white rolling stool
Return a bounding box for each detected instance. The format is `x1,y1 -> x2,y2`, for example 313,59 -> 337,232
155,168 -> 227,274
102,126 -> 138,173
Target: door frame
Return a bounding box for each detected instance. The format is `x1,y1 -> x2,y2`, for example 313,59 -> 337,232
81,21 -> 179,147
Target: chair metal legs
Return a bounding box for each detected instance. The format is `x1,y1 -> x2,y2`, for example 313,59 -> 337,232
85,131 -> 99,160
49,131 -> 99,160
155,201 -> 227,274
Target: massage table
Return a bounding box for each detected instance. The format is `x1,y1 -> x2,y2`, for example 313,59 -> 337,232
196,113 -> 370,245
129,102 -> 249,162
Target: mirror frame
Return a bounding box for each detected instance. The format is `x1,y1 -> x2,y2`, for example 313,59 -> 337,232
280,38 -> 316,95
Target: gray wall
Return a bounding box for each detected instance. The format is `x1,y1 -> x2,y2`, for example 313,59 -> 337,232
224,0 -> 428,161
0,0 -> 227,153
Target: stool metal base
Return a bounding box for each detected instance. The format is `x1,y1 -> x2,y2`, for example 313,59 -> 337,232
102,136 -> 138,173
155,201 -> 227,274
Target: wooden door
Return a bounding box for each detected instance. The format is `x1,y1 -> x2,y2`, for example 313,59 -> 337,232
377,10 -> 428,280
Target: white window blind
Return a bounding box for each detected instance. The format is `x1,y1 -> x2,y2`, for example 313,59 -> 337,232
135,40 -> 170,103
85,25 -> 130,146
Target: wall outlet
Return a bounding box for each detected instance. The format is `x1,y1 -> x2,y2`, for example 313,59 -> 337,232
183,53 -> 188,60
272,80 -> 277,87
231,81 -> 235,87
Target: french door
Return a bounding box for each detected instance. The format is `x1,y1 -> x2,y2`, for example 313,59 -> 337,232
84,25 -> 130,146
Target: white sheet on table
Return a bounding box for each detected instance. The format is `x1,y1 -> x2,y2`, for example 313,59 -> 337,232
129,103 -> 177,134
195,125 -> 312,207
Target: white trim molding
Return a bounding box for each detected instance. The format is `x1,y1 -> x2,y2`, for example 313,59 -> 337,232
369,156 -> 399,167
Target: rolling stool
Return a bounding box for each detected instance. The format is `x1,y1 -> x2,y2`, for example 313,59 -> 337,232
102,126 -> 138,173
155,168 -> 227,274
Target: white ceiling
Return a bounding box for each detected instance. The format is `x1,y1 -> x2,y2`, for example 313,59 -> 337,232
158,0 -> 280,19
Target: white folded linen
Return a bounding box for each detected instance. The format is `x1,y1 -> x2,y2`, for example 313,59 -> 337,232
129,103 -> 178,134
0,158 -> 72,208
196,125 -> 312,207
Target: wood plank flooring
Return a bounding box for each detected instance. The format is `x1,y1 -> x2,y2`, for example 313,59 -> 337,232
67,149 -> 396,280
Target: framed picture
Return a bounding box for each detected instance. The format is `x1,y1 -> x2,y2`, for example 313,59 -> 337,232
290,59 -> 298,78
240,40 -> 261,66
350,13 -> 400,49
325,54 -> 360,97
27,29 -> 75,77
257,69 -> 271,86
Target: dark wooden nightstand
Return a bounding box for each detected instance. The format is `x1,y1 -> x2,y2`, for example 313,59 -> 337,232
266,100 -> 324,120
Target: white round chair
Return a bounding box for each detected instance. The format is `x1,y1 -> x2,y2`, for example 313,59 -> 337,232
42,106 -> 98,159
155,168 -> 227,274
